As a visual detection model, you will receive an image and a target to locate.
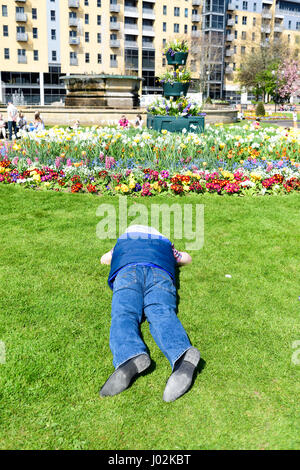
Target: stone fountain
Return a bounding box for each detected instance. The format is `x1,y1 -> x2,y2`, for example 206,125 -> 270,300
60,74 -> 142,109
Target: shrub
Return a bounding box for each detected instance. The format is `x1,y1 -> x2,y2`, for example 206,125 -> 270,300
205,96 -> 212,104
255,101 -> 265,117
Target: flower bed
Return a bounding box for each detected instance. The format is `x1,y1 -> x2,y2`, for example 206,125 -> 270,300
0,122 -> 299,196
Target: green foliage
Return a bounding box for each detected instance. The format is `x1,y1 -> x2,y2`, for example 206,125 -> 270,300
255,101 -> 266,116
205,96 -> 212,104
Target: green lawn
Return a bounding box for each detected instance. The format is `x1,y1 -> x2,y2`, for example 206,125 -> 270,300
0,185 -> 299,450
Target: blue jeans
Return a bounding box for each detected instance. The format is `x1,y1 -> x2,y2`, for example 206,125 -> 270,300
8,121 -> 17,140
110,265 -> 191,370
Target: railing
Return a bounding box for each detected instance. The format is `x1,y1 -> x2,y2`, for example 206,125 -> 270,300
192,0 -> 201,5
110,60 -> 118,68
16,32 -> 28,41
69,0 -> 79,7
225,49 -> 234,56
124,40 -> 138,47
110,5 -> 120,13
227,19 -> 234,26
110,39 -> 120,48
110,22 -> 120,30
69,37 -> 80,45
192,14 -> 201,22
69,18 -> 79,27
226,34 -> 234,41
16,13 -> 27,22
18,55 -> 27,63
70,57 -> 78,66
124,6 -> 138,15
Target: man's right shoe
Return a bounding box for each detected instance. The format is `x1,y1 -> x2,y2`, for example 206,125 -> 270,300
100,353 -> 151,397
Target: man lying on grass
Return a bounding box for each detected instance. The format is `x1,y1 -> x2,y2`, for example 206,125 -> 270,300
100,225 -> 200,402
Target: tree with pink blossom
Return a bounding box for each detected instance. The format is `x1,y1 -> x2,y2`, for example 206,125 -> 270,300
277,59 -> 300,102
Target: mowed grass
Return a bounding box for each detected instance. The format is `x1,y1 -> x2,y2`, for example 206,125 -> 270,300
0,185 -> 299,450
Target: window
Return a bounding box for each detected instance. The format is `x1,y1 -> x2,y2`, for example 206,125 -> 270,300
252,32 -> 255,40
97,15 -> 101,25
242,16 -> 247,25
52,50 -> 57,61
84,0 -> 89,5
241,31 -> 246,40
163,22 -> 166,32
174,7 -> 180,16
253,18 -> 256,26
163,5 -> 167,15
32,8 -> 37,19
85,53 -> 90,63
2,5 -> 8,17
184,25 -> 188,34
174,23 -> 179,33
85,31 -> 89,42
33,27 -> 38,39
4,48 -> 9,59
296,22 -> 300,30
51,29 -> 56,40
253,3 -> 257,12
51,10 -> 56,21
3,25 -> 8,37
185,8 -> 188,18
242,1 -> 248,10
85,14 -> 89,24
241,46 -> 246,54
235,15 -> 238,24
97,53 -> 102,64
97,0 -> 101,6
288,20 -> 291,29
34,50 -> 39,61
234,30 -> 238,39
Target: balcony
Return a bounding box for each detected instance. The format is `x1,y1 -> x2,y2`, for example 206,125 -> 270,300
69,17 -> 79,27
192,0 -> 201,5
124,40 -> 138,48
69,0 -> 79,8
226,34 -> 234,41
261,25 -> 271,33
124,24 -> 138,34
70,57 -> 78,66
110,60 -> 118,68
110,39 -> 120,48
227,19 -> 234,26
110,22 -> 120,30
262,10 -> 272,19
274,24 -> 283,33
124,6 -> 139,17
142,24 -> 155,36
262,0 -> 273,4
191,30 -> 201,38
274,10 -> 284,19
18,55 -> 27,63
15,0 -> 26,2
225,66 -> 233,74
225,49 -> 234,56
16,32 -> 28,41
110,4 -> 120,13
227,3 -> 235,10
192,14 -> 201,22
142,8 -> 155,19
69,37 -> 80,45
16,12 -> 27,22
142,41 -> 154,49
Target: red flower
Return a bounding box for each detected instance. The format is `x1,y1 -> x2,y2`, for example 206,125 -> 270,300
87,184 -> 97,193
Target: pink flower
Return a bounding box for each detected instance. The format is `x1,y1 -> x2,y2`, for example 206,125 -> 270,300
67,159 -> 72,167
26,158 -> 32,165
12,157 -> 19,166
105,156 -> 116,169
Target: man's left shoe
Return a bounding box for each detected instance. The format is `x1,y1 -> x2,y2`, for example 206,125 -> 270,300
100,353 -> 151,397
163,347 -> 200,402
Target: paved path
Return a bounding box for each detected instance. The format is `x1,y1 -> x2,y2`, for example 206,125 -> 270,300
263,120 -> 300,128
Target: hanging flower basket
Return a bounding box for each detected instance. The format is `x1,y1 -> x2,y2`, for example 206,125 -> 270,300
166,52 -> 188,66
163,82 -> 190,97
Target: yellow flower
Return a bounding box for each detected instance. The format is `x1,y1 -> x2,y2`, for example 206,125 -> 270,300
250,172 -> 261,181
219,143 -> 225,149
120,184 -> 129,193
129,181 -> 136,189
161,129 -> 168,135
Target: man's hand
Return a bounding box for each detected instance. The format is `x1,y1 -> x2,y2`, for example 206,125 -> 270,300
101,250 -> 113,265
177,252 -> 192,266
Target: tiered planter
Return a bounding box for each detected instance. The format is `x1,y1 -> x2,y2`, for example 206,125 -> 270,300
147,49 -> 205,133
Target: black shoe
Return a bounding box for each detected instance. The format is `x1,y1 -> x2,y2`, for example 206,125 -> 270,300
163,347 -> 200,402
100,354 -> 151,397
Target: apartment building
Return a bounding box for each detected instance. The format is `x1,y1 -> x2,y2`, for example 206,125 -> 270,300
0,0 -> 299,105
223,0 -> 300,103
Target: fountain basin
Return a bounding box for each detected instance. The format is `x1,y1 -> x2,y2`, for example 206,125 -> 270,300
60,74 -> 142,109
